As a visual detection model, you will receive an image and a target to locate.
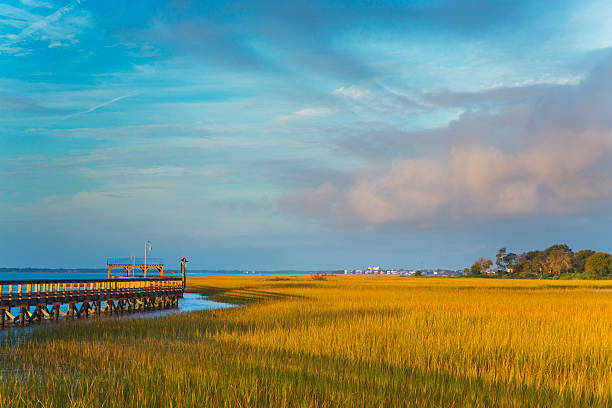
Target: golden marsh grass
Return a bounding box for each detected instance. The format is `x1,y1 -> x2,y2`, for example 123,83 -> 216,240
1,277 -> 612,407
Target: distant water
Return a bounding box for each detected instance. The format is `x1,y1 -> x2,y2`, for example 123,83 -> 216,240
0,269 -> 328,281
0,271 -> 112,281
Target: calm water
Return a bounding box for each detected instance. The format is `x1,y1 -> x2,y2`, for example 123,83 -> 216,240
0,292 -> 235,336
0,270 -> 325,281
0,271 -> 227,280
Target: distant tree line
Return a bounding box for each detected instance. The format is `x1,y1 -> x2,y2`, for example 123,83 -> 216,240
465,244 -> 612,279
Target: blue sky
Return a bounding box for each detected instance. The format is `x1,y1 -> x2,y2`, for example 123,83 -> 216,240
1,0 -> 612,270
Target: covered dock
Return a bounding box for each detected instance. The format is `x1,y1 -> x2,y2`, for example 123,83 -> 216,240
107,257 -> 164,278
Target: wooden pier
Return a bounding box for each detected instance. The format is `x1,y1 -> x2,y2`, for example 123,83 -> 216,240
0,277 -> 184,327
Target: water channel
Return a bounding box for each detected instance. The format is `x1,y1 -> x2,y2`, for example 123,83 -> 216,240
0,292 -> 235,337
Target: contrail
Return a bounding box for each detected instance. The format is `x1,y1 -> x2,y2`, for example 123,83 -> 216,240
82,94 -> 134,115
18,0 -> 85,39
2,0 -> 86,48
62,93 -> 138,121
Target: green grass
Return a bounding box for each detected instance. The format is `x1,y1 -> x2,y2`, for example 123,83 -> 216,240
1,276 -> 612,407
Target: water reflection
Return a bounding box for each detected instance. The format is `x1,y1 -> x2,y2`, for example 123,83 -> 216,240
114,292 -> 235,320
0,292 -> 235,336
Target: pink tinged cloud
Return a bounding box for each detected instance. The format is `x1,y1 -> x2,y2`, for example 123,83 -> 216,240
289,138 -> 612,227
283,54 -> 612,228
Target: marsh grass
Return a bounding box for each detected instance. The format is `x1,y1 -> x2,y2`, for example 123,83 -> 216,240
1,277 -> 612,407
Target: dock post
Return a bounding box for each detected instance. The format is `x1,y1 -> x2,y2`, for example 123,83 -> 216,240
19,307 -> 27,325
181,257 -> 188,289
0,309 -> 5,327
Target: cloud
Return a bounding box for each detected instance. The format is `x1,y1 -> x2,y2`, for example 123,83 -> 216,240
330,84 -> 426,118
0,91 -> 47,112
331,86 -> 370,100
0,0 -> 89,53
276,107 -> 334,122
0,5 -> 38,33
261,159 -> 351,189
20,0 -> 54,9
293,107 -> 333,117
17,0 -> 85,37
284,51 -> 612,228
120,0 -> 559,81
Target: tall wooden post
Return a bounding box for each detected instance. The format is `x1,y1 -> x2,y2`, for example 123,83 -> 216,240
19,306 -> 26,325
181,257 -> 188,289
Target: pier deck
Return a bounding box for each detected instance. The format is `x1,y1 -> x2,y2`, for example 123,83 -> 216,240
0,277 -> 184,327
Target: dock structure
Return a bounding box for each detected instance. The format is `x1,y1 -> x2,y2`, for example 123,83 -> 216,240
0,277 -> 183,327
107,257 -> 164,278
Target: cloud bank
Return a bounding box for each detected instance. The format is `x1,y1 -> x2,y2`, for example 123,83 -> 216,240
284,52 -> 612,227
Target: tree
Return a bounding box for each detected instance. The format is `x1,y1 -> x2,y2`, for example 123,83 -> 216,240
465,245 -> 610,280
496,248 -> 507,274
538,244 -> 574,276
516,250 -> 545,277
504,252 -> 518,274
495,247 -> 518,275
574,249 -> 596,274
546,249 -> 573,275
584,253 -> 612,279
469,264 -> 481,276
545,244 -> 572,254
471,257 -> 493,276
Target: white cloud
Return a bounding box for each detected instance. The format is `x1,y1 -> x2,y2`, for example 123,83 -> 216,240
20,0 -> 54,9
330,83 -> 425,119
276,107 -> 334,122
48,40 -> 68,48
331,85 -> 370,100
293,107 -> 334,117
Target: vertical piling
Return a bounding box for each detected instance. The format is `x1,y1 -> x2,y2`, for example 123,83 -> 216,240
181,257 -> 188,289
19,307 -> 26,325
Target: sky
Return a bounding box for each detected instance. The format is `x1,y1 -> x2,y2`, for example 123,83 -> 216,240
1,0 -> 612,270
